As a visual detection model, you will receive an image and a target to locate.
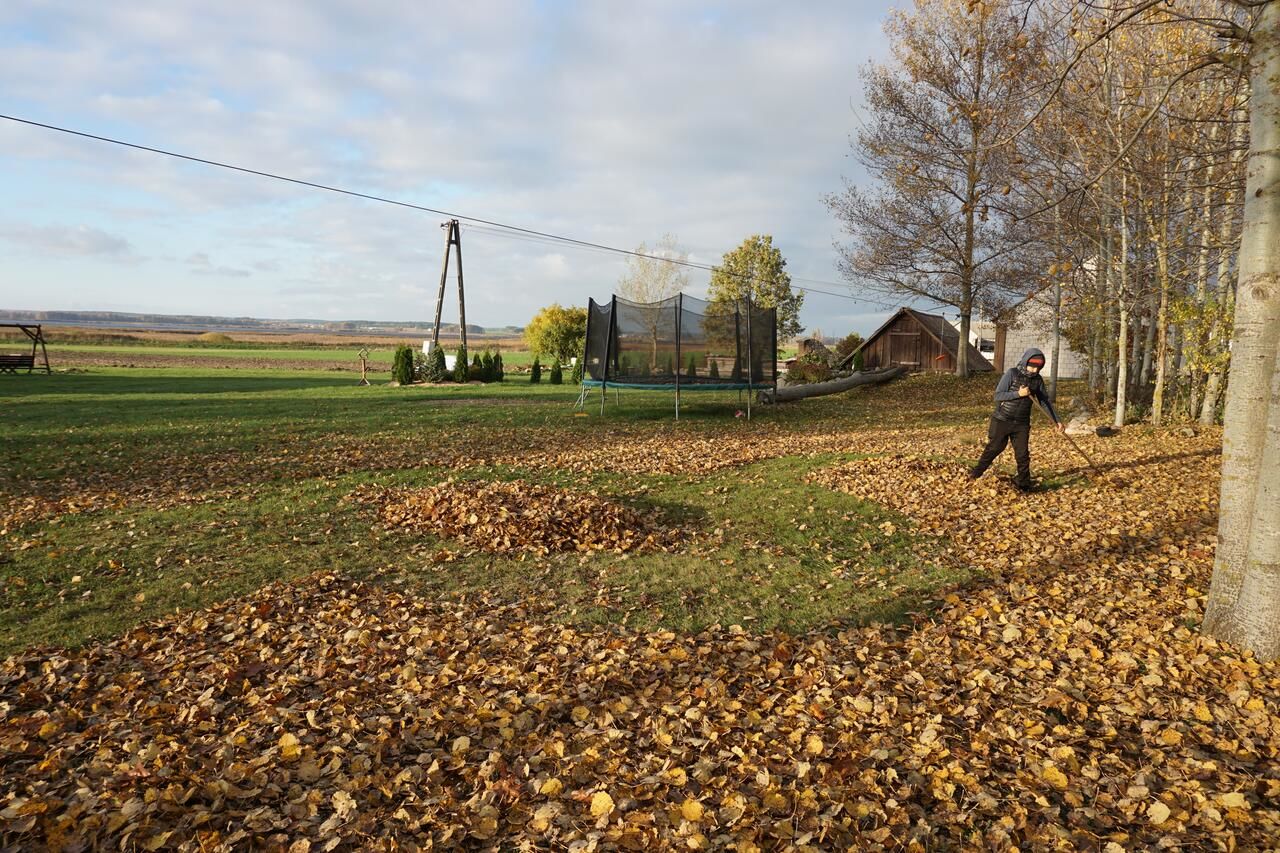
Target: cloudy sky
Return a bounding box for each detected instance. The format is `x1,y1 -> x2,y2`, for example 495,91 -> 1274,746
0,1 -> 906,335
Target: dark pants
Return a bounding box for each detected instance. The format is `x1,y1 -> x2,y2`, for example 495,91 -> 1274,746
972,417 -> 1031,485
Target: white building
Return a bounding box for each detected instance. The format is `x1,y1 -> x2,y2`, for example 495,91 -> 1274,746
968,287 -> 1087,378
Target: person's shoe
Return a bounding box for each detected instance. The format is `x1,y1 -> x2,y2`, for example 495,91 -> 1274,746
967,468 -> 982,480
1012,478 -> 1038,493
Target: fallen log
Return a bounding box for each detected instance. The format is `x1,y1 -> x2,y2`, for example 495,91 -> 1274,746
759,366 -> 907,403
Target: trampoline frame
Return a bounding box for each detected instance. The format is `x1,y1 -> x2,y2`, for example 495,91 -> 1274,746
573,293 -> 778,420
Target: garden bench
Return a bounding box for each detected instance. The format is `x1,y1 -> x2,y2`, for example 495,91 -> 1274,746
0,353 -> 36,374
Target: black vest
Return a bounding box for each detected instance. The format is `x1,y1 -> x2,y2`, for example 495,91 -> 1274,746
994,368 -> 1042,425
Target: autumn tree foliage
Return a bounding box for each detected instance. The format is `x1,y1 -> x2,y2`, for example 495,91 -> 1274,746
857,0 -> 1275,657
617,234 -> 690,304
707,235 -> 804,344
617,234 -> 690,370
524,304 -> 587,368
827,0 -> 1052,377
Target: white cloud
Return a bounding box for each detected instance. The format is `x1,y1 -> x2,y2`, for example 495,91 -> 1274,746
0,223 -> 142,261
0,0 -> 897,333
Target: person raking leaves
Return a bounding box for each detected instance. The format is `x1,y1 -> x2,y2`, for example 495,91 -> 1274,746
969,347 -> 1065,492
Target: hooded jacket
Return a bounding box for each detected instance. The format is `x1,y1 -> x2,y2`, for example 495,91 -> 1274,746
992,347 -> 1060,426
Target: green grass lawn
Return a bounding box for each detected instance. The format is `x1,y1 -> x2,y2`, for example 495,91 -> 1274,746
0,368 -> 995,654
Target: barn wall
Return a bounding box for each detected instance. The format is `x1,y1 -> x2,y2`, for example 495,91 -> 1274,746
861,314 -> 954,372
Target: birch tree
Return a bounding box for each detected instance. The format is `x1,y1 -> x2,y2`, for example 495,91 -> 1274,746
827,0 -> 1051,376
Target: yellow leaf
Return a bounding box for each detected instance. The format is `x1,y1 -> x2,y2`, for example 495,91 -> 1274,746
332,790 -> 356,818
663,767 -> 688,785
590,791 -> 615,817
540,778 -> 563,796
853,696 -> 873,714
571,706 -> 590,723
1158,729 -> 1182,746
1218,792 -> 1249,810
1041,764 -> 1069,790
471,816 -> 498,839
278,732 -> 302,761
1148,801 -> 1171,825
451,735 -> 471,754
805,734 -> 824,756
681,798 -> 704,822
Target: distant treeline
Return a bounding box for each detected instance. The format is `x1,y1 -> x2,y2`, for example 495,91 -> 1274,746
0,309 -> 519,337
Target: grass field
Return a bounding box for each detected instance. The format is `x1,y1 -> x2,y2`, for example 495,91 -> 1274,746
0,368 -> 985,654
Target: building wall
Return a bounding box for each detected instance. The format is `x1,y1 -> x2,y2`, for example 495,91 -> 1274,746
862,314 -> 953,372
974,296 -> 1087,378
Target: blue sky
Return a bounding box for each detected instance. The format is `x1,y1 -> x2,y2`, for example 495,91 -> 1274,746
0,1 -> 903,336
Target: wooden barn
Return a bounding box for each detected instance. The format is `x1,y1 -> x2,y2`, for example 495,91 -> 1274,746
848,308 -> 993,373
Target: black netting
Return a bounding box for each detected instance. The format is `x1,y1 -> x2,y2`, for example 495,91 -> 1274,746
581,294 -> 776,388
583,298 -> 613,382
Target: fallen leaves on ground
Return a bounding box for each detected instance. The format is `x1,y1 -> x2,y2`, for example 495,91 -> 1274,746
354,479 -> 681,556
2,557 -> 1276,850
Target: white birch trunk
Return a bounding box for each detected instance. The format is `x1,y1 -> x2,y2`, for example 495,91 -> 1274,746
1203,2 -> 1280,661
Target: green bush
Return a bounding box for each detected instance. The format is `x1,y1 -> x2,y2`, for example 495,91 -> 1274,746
571,358 -> 584,384
709,359 -> 720,379
785,359 -> 832,385
480,350 -> 495,383
494,353 -> 505,382
453,347 -> 469,383
834,332 -> 865,361
392,345 -> 415,385
424,345 -> 448,382
549,361 -> 563,385
853,350 -> 865,372
686,354 -> 698,377
531,357 -> 541,384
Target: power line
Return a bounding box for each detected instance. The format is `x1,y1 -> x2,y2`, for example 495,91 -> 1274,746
0,111 -> 899,311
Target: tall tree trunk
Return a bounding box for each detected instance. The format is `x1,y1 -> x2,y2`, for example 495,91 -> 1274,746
1151,229 -> 1171,426
1203,2 -> 1280,661
1114,182 -> 1130,427
1189,130 -> 1221,418
1114,304 -> 1129,428
1049,207 -> 1063,402
1139,293 -> 1158,392
1201,130 -> 1248,425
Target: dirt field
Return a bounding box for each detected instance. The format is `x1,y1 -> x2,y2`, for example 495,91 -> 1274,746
48,350 -> 370,372
0,325 -> 525,351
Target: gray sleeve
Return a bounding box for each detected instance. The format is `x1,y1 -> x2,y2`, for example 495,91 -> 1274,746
993,369 -> 1022,401
1035,386 -> 1060,423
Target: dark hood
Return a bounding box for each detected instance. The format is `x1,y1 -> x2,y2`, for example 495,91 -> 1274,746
1017,347 -> 1046,370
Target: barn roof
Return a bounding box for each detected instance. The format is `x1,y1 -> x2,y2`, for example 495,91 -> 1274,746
838,307 -> 993,371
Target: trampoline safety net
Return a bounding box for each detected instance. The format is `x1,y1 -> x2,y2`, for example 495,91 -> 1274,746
582,293 -> 777,390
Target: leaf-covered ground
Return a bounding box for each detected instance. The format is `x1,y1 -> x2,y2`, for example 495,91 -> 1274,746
1,372 -> 1277,849
355,480 -> 683,556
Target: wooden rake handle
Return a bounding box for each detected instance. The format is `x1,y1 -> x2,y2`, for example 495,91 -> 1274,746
1034,399 -> 1099,472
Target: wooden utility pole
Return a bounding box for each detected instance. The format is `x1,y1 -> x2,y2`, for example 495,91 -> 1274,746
431,219 -> 468,353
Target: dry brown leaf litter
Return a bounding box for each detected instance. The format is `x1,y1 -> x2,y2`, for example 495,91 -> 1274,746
4,376 -> 1279,851
2,428 -> 1278,850
1,564 -> 1276,851
353,480 -> 681,556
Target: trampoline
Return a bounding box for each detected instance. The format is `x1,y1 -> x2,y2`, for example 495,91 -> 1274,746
575,293 -> 777,419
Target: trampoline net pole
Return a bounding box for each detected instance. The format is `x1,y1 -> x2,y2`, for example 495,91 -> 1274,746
745,295 -> 752,421
674,293 -> 682,421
